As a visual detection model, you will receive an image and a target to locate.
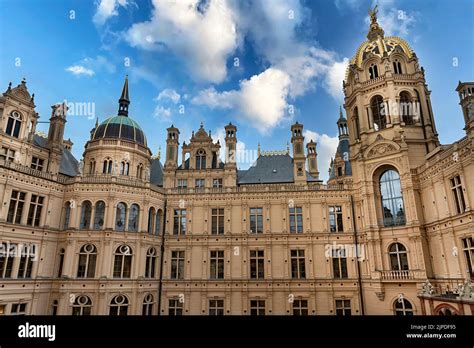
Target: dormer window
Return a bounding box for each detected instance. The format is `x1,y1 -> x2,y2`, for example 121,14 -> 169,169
196,149 -> 206,170
6,111 -> 22,138
369,64 -> 379,79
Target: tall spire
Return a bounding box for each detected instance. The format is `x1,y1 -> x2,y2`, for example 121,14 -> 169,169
367,4 -> 384,41
118,75 -> 130,117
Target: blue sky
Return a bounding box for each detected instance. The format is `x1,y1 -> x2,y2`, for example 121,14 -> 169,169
0,0 -> 473,181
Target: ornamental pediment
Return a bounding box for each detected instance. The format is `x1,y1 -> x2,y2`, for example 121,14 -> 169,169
364,139 -> 400,159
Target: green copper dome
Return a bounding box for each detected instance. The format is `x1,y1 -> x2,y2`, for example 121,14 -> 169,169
92,115 -> 146,146
91,76 -> 147,146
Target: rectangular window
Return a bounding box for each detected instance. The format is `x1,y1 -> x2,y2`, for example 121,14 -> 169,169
211,208 -> 224,235
7,190 -> 26,224
0,147 -> 15,162
209,299 -> 224,315
11,303 -> 27,315
462,237 -> 474,278
27,194 -> 44,226
335,299 -> 351,315
450,175 -> 466,214
329,206 -> 344,232
293,299 -> 308,315
168,299 -> 183,316
250,300 -> 265,315
291,249 -> 306,279
212,178 -> 223,188
332,248 -> 348,279
250,250 -> 265,279
0,304 -> 5,315
170,250 -> 185,280
31,156 -> 44,171
0,242 -> 15,278
177,179 -> 187,188
210,250 -> 224,279
173,209 -> 186,235
195,179 -> 205,188
289,207 -> 303,233
249,208 -> 263,234
18,251 -> 33,279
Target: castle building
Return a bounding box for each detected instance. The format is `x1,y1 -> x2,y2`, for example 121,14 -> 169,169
0,11 -> 473,316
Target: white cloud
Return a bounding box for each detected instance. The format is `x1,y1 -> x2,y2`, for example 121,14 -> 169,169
304,129 -> 339,182
126,0 -> 238,83
93,0 -> 130,25
65,56 -> 115,77
153,105 -> 171,120
65,65 -> 95,76
325,58 -> 349,101
193,68 -> 291,133
156,89 -> 181,104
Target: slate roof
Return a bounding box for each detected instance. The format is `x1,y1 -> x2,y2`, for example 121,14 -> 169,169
32,134 -> 79,177
150,158 -> 164,186
329,137 -> 352,180
237,154 -> 320,185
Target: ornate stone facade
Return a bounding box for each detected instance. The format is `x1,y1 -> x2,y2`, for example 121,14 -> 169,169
0,12 -> 472,316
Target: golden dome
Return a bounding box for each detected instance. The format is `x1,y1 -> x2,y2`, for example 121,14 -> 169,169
350,36 -> 415,69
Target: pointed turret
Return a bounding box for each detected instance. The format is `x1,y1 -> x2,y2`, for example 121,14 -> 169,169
118,75 -> 130,116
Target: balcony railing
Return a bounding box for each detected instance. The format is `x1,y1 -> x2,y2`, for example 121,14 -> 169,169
0,159 -> 56,181
379,270 -> 415,280
166,182 -> 351,195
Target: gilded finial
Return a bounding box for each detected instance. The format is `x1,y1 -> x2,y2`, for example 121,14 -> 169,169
367,3 -> 384,40
368,4 -> 378,24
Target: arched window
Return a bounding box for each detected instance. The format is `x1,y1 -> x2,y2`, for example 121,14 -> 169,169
148,207 -> 156,235
128,204 -> 140,232
77,244 -> 97,278
113,245 -> 132,278
399,92 -> 414,125
6,111 -> 22,138
103,159 -> 112,174
120,162 -> 129,175
389,243 -> 409,270
63,202 -> 71,229
137,164 -> 143,179
142,294 -> 154,315
109,295 -> 129,316
155,210 -> 162,235
120,162 -> 129,176
196,149 -> 206,170
380,170 -> 406,226
437,306 -> 458,316
371,95 -> 387,130
368,63 -> 379,79
89,160 -> 96,174
80,201 -> 92,229
353,107 -> 360,139
393,59 -> 402,74
72,295 -> 92,315
93,201 -> 105,230
115,202 -> 127,231
394,298 -> 413,316
145,247 -> 157,278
